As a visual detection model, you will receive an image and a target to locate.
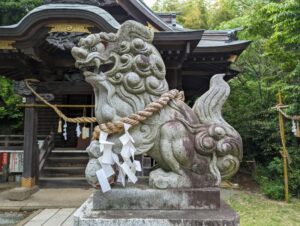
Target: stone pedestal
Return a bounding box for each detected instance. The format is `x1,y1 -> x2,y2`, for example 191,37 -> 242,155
74,186 -> 239,226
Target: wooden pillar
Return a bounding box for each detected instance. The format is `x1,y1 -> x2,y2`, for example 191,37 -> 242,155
21,95 -> 38,188
166,68 -> 182,90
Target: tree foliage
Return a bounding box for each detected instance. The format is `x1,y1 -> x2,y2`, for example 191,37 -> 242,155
0,0 -> 42,25
218,0 -> 300,199
153,0 -> 300,199
0,77 -> 23,132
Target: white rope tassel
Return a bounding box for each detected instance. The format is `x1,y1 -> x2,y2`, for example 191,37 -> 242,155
63,121 -> 68,140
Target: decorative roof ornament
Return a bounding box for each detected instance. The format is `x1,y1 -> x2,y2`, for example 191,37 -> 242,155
0,40 -> 16,50
47,23 -> 93,33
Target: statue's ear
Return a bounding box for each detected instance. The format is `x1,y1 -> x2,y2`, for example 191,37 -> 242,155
117,20 -> 154,43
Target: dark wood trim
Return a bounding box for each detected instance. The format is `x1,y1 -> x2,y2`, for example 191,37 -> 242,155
195,41 -> 251,53
39,81 -> 93,94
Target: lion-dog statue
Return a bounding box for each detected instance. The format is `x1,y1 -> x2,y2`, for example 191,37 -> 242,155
72,20 -> 242,189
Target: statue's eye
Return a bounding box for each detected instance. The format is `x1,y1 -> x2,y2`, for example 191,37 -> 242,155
91,47 -> 97,52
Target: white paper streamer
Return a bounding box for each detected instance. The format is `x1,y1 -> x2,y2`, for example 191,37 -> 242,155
101,141 -> 115,164
118,123 -> 141,185
76,123 -> 81,138
96,132 -> 116,193
95,124 -> 142,192
63,121 -> 67,140
96,169 -> 111,193
292,120 -> 296,135
121,162 -> 138,184
99,131 -> 109,152
98,157 -> 115,178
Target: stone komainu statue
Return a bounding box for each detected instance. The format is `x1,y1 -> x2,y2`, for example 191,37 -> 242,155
72,20 -> 242,188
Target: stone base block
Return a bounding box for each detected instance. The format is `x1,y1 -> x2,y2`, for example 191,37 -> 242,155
74,195 -> 239,226
93,185 -> 220,210
7,185 -> 39,201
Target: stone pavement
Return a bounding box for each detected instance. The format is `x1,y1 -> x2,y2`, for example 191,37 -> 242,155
20,208 -> 76,226
0,187 -> 93,211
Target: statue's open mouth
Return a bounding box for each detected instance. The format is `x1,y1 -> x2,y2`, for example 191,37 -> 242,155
76,57 -> 115,79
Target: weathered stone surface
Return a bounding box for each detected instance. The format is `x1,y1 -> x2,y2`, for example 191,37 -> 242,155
149,168 -> 192,189
7,186 -> 39,201
74,195 -> 239,226
72,20 -> 243,188
93,185 -> 220,210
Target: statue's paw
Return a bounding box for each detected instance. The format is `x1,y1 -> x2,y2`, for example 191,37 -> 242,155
86,140 -> 101,158
149,168 -> 192,189
85,158 -> 101,187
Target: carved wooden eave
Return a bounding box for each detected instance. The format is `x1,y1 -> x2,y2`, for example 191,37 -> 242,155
0,4 -> 120,40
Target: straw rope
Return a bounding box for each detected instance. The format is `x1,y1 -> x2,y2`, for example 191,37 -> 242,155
274,104 -> 300,121
25,79 -> 184,134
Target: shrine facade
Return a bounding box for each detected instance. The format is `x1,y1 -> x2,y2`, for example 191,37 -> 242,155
0,0 -> 250,188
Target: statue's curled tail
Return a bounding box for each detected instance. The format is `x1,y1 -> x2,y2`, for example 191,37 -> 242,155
193,74 -> 243,184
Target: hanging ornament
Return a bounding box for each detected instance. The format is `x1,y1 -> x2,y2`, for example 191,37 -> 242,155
292,120 -> 297,135
57,118 -> 62,133
63,121 -> 68,140
296,121 -> 300,138
82,126 -> 89,139
76,123 -> 81,138
81,107 -> 89,139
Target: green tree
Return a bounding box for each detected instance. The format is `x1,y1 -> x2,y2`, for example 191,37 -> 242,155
219,0 -> 300,199
0,0 -> 42,133
0,76 -> 23,133
153,0 -> 209,29
0,0 -> 42,25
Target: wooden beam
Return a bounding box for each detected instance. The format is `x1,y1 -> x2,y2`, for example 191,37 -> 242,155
39,81 -> 93,95
166,68 -> 182,90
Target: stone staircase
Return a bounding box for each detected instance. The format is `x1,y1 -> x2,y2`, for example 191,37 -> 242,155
39,148 -> 90,188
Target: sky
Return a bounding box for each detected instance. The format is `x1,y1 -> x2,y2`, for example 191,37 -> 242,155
144,0 -> 157,7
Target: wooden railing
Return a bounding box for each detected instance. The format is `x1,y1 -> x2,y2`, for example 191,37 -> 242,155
0,135 -> 51,150
0,135 -> 24,150
0,133 -> 55,171
39,132 -> 55,171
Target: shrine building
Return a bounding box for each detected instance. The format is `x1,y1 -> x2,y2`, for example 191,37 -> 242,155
0,0 -> 250,188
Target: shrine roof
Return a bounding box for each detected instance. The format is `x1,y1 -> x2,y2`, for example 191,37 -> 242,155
0,1 -> 250,90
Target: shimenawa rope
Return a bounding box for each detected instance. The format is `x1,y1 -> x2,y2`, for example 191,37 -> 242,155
25,79 -> 184,134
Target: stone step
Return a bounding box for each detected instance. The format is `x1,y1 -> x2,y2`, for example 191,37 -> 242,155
39,176 -> 89,188
46,156 -> 89,167
39,148 -> 90,188
42,166 -> 86,175
50,150 -> 88,158
52,149 -> 87,153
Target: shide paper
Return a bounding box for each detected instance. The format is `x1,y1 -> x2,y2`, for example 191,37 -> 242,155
96,123 -> 142,193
